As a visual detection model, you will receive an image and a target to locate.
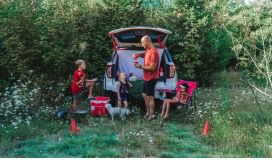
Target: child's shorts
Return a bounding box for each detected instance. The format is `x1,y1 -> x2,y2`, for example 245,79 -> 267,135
73,91 -> 83,100
120,94 -> 128,101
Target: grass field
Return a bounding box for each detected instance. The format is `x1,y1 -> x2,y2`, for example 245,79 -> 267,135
0,112 -> 215,158
1,73 -> 272,157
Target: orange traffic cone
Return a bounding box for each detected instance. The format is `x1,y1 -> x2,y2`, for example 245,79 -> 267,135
202,121 -> 209,136
70,118 -> 80,133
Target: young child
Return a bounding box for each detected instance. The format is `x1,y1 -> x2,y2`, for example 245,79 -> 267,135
161,84 -> 189,119
71,59 -> 98,112
117,72 -> 133,108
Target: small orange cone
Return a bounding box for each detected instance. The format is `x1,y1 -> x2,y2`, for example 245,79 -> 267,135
202,121 -> 209,136
70,118 -> 80,133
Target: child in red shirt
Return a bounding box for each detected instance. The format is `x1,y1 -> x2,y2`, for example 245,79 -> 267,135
71,59 -> 98,112
160,84 -> 189,119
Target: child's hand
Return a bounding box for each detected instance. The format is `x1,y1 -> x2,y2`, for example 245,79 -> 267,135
78,83 -> 83,88
173,97 -> 178,101
179,99 -> 186,104
129,83 -> 133,87
92,77 -> 98,81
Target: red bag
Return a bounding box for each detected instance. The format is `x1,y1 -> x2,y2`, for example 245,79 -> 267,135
90,100 -> 109,116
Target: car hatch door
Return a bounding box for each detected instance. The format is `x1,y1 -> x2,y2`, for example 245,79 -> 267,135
109,27 -> 172,49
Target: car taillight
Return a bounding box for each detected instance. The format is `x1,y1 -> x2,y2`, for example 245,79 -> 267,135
106,62 -> 112,78
169,63 -> 175,78
159,67 -> 164,77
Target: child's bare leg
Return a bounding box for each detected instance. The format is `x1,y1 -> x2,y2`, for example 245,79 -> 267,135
117,100 -> 122,107
164,99 -> 178,119
164,101 -> 170,119
161,99 -> 168,117
72,99 -> 80,112
124,101 -> 128,108
86,82 -> 95,98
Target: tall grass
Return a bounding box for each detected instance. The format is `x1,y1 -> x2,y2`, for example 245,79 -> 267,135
195,71 -> 272,157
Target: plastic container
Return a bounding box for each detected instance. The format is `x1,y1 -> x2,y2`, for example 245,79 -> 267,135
89,96 -> 110,116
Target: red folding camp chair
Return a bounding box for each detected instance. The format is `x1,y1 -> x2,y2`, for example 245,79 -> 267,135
164,79 -> 198,112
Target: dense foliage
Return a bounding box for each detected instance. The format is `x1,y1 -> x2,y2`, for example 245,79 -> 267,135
1,0 -> 270,125
1,1 -> 272,157
0,0 -> 145,81
0,0 -> 235,87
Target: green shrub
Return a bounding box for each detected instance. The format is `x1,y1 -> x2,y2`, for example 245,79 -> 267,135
0,78 -> 69,129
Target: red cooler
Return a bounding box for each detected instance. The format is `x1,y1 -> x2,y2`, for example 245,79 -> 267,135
89,96 -> 110,116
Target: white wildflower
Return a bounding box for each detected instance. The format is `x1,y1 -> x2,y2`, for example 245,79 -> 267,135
212,112 -> 219,115
12,90 -> 19,95
33,89 -> 38,94
11,122 -> 17,126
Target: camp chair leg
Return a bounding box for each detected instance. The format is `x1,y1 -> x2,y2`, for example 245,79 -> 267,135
177,104 -> 186,113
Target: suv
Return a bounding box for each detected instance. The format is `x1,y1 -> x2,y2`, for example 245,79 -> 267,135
103,27 -> 178,100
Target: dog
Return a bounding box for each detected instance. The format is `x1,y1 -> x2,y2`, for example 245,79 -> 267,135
105,103 -> 130,121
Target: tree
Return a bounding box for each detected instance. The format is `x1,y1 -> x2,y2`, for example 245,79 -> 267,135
224,0 -> 272,97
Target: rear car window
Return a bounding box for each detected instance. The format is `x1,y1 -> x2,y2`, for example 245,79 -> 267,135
115,30 -> 166,43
